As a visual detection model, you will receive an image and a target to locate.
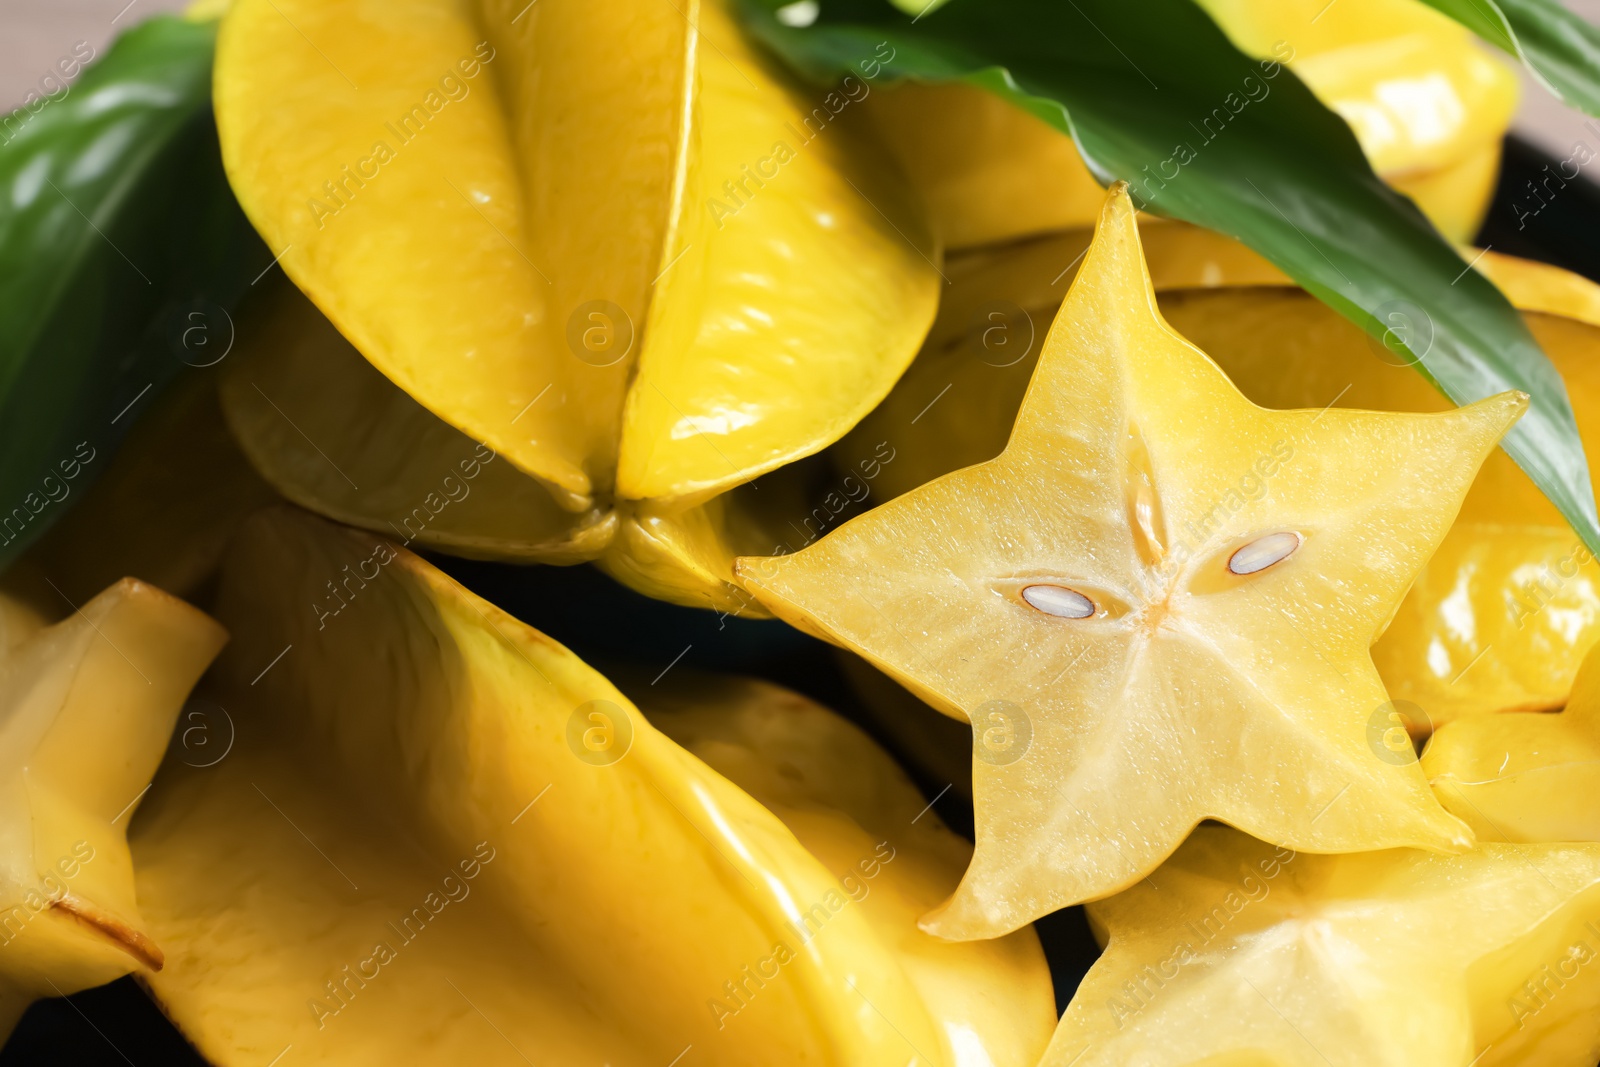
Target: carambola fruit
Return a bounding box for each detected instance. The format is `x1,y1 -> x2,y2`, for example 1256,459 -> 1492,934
130,508 -> 1054,1066
739,185 -> 1523,938
210,0 -> 938,611
1052,825 -> 1600,1066
0,580 -> 223,1038
847,221 -> 1600,728
1423,640 -> 1600,843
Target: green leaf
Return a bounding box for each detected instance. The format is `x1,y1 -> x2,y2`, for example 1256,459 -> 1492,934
0,16 -> 265,572
1414,0 -> 1600,117
739,0 -> 1600,555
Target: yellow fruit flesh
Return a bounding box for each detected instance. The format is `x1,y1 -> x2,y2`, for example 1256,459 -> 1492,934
132,508 -> 1052,1066
1423,643 -> 1600,843
741,186 -> 1518,939
1051,824 -> 1600,1067
851,225 -> 1600,725
0,580 -> 224,1038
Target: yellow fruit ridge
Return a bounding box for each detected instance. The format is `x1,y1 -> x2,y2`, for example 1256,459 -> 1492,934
132,508 -> 1053,1067
1424,641 -> 1600,843
212,0 -> 936,605
1049,825 -> 1600,1067
739,184 -> 1526,939
0,582 -> 225,1038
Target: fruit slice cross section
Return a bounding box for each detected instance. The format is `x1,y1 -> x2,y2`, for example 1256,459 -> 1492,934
738,183 -> 1525,939
1048,825 -> 1600,1067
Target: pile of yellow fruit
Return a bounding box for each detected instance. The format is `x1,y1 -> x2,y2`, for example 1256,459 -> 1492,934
11,0 -> 1600,1064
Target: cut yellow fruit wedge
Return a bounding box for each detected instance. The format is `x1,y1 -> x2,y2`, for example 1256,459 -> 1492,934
1050,824 -> 1600,1067
871,0 -> 1516,247
132,507 -> 1053,1066
0,579 -> 224,1038
1423,642 -> 1600,843
213,0 -> 936,565
849,225 -> 1600,725
739,185 -> 1518,939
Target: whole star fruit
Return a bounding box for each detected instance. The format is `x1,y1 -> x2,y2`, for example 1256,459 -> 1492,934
216,276 -> 846,615
843,223 -> 1600,730
0,580 -> 224,1039
1048,824 -> 1600,1067
862,0 -> 1516,248
130,507 -> 1055,1066
211,0 -> 937,569
738,183 -> 1525,939
1423,640 -> 1600,844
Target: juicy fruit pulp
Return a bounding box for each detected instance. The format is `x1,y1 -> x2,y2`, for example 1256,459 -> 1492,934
0,581 -> 224,1038
1423,641 -> 1600,843
1052,825 -> 1600,1067
740,184 -> 1524,939
131,508 -> 1054,1066
212,0 -> 937,607
846,226 -> 1600,726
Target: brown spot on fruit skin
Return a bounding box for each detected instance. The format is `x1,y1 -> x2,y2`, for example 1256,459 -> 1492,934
51,892 -> 164,971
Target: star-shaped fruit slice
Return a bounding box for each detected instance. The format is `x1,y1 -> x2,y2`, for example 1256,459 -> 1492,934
0,580 -> 224,1037
738,183 -> 1525,938
1049,825 -> 1600,1067
1423,641 -> 1600,843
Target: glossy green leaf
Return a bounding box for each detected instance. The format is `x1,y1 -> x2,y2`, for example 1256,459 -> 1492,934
738,0 -> 1600,556
1415,0 -> 1600,117
0,16 -> 264,572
